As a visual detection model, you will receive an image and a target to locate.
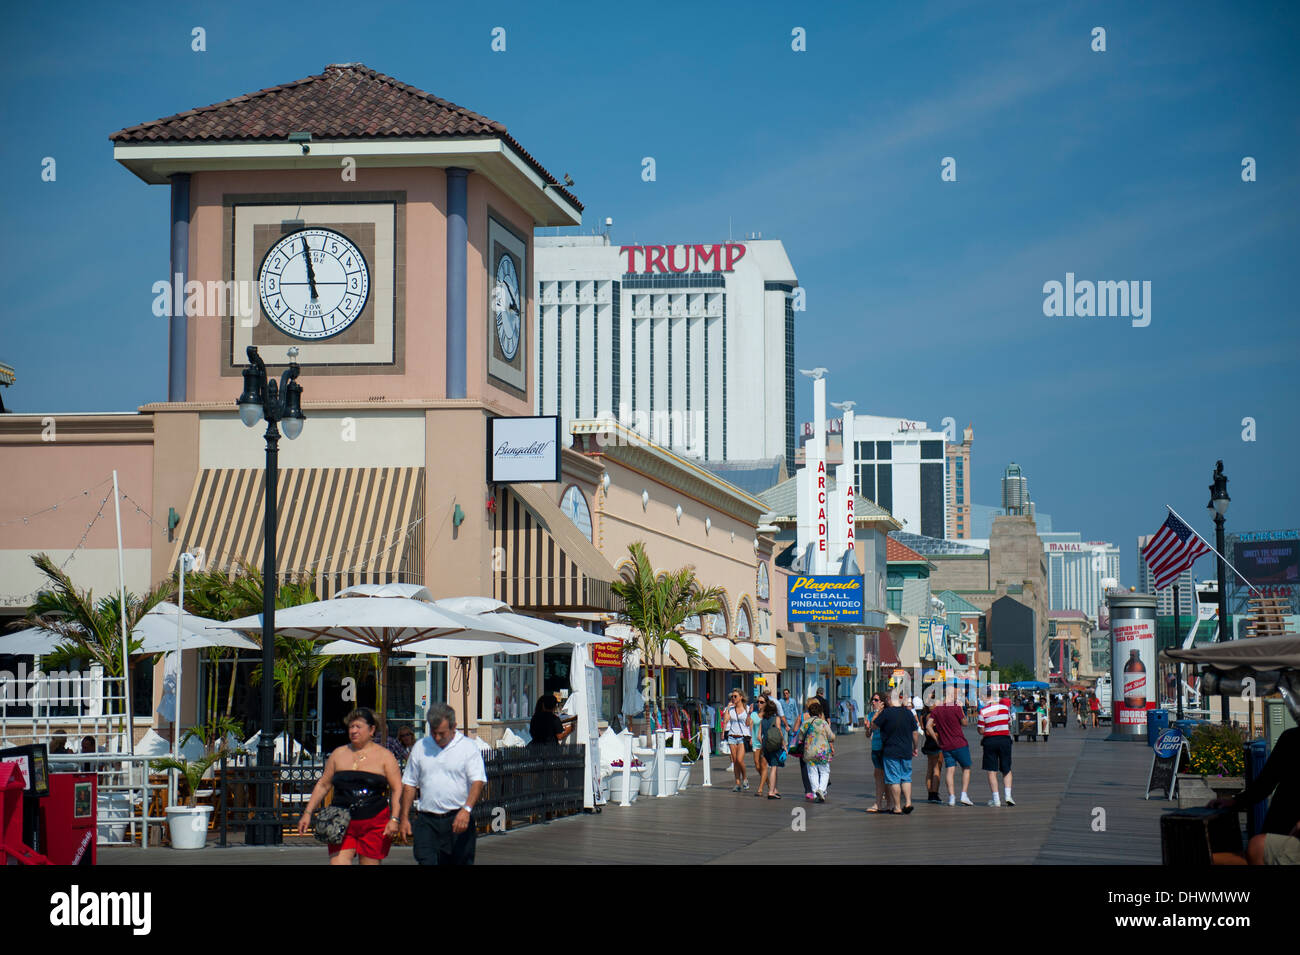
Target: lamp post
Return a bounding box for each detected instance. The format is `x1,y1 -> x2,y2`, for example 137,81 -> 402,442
236,344 -> 306,845
1207,460 -> 1230,724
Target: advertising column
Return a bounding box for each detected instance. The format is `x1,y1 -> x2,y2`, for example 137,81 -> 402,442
1106,592 -> 1157,739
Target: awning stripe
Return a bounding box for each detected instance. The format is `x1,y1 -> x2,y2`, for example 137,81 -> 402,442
493,485 -> 618,613
172,467 -> 424,598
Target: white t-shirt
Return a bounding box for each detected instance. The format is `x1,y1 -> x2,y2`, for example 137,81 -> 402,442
401,732 -> 487,814
724,705 -> 750,739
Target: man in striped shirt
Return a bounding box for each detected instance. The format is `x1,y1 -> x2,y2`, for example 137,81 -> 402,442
977,692 -> 1015,807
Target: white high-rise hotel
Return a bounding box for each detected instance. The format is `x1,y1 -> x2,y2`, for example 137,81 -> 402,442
534,235 -> 799,465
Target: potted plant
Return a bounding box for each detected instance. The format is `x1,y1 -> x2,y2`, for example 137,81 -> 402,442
152,748 -> 234,849
607,756 -> 645,802
1178,723 -> 1248,808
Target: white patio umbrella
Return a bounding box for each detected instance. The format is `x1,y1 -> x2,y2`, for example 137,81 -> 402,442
0,626 -> 70,655
221,593 -> 537,740
434,597 -> 602,650
133,603 -> 257,654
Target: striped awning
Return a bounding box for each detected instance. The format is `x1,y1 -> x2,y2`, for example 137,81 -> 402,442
752,645 -> 778,673
493,484 -> 619,613
730,643 -> 759,673
171,467 -> 424,599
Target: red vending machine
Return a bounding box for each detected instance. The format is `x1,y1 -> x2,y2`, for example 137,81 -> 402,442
40,773 -> 97,865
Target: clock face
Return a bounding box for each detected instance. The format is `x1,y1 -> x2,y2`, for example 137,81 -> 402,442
493,251 -> 521,361
257,228 -> 370,340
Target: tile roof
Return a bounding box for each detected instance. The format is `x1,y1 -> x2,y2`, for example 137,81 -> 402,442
109,63 -> 581,210
935,590 -> 983,614
757,474 -> 896,525
886,537 -> 926,563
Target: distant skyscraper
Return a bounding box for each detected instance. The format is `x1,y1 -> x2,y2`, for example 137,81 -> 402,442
1137,534 -> 1197,615
1001,462 -> 1029,516
1043,533 -> 1121,619
945,423 -> 973,538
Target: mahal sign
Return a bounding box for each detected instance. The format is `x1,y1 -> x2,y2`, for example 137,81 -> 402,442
788,575 -> 864,623
487,416 -> 561,483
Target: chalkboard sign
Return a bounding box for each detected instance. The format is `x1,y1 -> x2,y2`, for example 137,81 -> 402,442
1145,729 -> 1189,800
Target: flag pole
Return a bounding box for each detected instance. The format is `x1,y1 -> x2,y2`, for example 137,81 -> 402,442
1163,505 -> 1261,596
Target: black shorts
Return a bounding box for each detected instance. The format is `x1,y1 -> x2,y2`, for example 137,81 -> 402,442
981,735 -> 1012,774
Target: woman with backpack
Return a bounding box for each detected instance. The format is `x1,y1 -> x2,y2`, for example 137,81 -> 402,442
757,698 -> 786,799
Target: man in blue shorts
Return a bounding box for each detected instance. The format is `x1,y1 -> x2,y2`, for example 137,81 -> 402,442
873,689 -> 922,815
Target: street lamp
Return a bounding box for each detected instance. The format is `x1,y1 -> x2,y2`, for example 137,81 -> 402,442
236,344 -> 305,845
1207,460 -> 1230,723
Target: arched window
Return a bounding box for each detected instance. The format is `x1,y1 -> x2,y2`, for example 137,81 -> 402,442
560,485 -> 592,541
708,603 -> 729,637
756,563 -> 770,601
736,604 -> 752,641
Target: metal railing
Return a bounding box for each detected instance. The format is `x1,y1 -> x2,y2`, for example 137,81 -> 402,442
471,745 -> 586,831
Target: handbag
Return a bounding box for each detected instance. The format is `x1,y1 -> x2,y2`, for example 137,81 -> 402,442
312,805 -> 351,845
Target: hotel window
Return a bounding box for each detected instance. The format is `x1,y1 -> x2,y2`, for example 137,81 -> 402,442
488,653 -> 535,722
875,441 -> 892,460
886,572 -> 904,614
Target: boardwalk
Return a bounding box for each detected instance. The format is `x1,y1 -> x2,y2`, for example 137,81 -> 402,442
101,720 -> 1174,865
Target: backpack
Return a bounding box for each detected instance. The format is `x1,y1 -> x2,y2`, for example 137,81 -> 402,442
763,720 -> 784,753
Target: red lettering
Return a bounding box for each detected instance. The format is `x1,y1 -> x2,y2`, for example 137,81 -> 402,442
692,244 -> 723,272
666,245 -> 691,272
818,524 -> 826,536
725,243 -> 746,270
620,246 -> 640,272
818,476 -> 825,489
819,541 -> 826,551
644,245 -> 666,273
817,461 -> 826,473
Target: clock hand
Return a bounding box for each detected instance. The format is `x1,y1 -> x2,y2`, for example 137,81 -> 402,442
301,240 -> 319,301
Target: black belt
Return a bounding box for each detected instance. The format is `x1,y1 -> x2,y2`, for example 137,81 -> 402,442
415,808 -> 461,818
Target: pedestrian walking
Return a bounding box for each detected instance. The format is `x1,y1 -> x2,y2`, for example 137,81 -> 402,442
872,690 -> 920,815
385,724 -> 416,768
865,692 -> 893,812
398,702 -> 486,865
930,687 -> 974,806
723,691 -> 752,791
794,696 -> 814,799
977,692 -> 1015,807
298,707 -> 403,865
758,698 -> 785,799
751,691 -> 772,779
797,699 -> 835,802
779,688 -> 800,748
919,700 -> 943,803
1089,692 -> 1100,728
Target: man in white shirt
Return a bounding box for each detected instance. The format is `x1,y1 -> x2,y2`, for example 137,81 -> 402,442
399,702 -> 486,865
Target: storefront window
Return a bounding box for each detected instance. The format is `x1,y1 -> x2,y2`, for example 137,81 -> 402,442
490,653 -> 535,721
708,608 -> 728,636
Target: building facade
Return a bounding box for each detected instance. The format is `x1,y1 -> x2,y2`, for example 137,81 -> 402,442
534,235 -> 799,467
1043,533 -> 1122,618
1001,462 -> 1030,515
850,415 -> 948,539
945,424 -> 974,539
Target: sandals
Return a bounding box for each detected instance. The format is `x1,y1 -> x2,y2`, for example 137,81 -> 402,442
866,807 -> 883,814
768,794 -> 782,800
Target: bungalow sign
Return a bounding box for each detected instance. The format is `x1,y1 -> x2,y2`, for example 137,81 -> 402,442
788,575 -> 864,623
487,415 -> 561,483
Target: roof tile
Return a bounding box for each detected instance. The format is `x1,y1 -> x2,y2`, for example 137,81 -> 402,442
110,63 -> 580,209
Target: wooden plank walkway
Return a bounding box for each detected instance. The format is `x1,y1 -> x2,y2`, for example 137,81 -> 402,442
101,718 -> 1174,865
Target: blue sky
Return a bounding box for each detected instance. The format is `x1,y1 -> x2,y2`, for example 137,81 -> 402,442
1,0 -> 1297,587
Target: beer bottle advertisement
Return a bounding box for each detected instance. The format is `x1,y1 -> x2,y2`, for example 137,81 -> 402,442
1110,618 -> 1156,727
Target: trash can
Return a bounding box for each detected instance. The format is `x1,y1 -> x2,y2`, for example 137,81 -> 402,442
1147,709 -> 1170,747
1174,719 -> 1204,739
1244,738 -> 1268,839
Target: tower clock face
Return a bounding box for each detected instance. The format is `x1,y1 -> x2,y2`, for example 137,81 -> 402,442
493,251 -> 521,361
257,228 -> 370,340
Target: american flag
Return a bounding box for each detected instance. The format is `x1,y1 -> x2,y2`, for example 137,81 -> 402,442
1142,512 -> 1211,589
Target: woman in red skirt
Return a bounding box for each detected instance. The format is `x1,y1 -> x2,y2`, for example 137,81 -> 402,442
299,708 -> 403,864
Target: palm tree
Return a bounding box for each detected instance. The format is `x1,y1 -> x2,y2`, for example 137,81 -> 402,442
610,541 -> 723,732
19,553 -> 175,723
180,562 -> 319,756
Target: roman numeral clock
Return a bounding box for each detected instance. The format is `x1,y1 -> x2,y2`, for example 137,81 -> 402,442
226,198 -> 400,374
257,228 -> 370,339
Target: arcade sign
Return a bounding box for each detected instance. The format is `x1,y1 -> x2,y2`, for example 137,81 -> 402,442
788,575 -> 864,623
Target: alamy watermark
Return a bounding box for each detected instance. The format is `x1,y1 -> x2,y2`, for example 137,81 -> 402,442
1042,273 -> 1151,327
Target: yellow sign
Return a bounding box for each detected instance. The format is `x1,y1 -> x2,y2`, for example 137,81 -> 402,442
834,666 -> 853,677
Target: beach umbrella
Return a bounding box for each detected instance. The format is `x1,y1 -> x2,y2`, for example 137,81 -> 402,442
0,626 -> 70,655
434,597 -> 601,650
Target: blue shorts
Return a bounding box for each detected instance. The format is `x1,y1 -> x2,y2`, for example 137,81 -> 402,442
942,745 -> 972,769
871,750 -> 884,770
883,757 -> 912,785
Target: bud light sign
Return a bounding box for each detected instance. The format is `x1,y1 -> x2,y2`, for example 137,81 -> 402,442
1153,728 -> 1183,759
788,575 -> 864,623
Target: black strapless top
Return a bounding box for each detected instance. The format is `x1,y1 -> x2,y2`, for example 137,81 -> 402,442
332,770 -> 389,820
